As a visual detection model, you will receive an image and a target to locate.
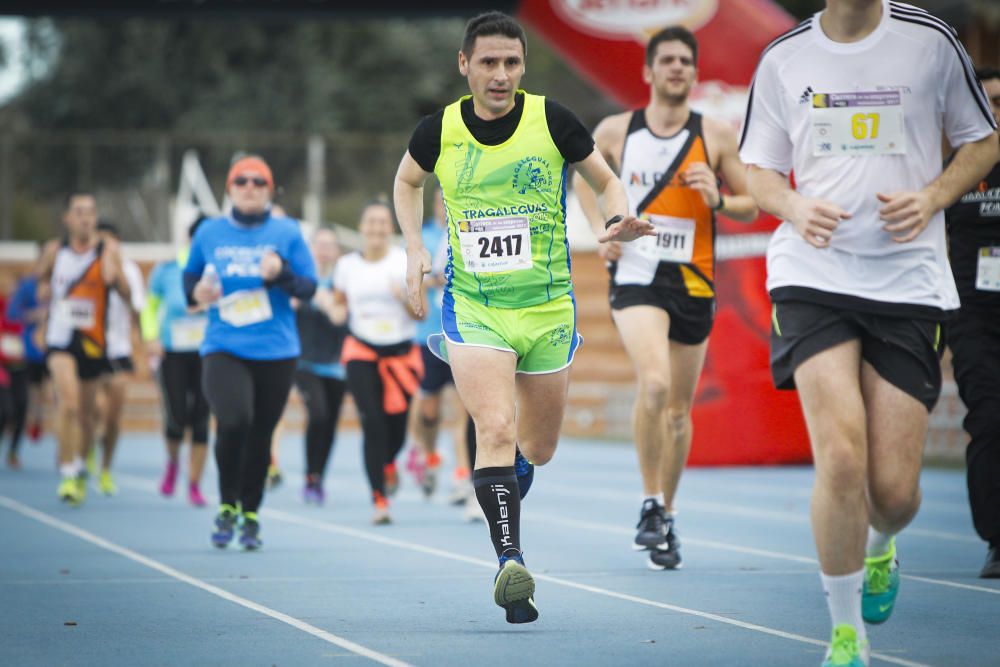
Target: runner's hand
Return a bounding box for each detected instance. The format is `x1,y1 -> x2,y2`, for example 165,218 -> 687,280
597,241 -> 622,262
597,215 -> 655,243
681,162 -> 722,209
405,246 -> 432,318
193,279 -> 221,305
789,197 -> 851,248
878,191 -> 934,243
260,251 -> 283,281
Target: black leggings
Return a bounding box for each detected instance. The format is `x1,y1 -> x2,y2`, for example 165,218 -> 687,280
202,353 -> 296,514
294,369 -> 347,481
0,368 -> 29,455
159,351 -> 210,443
346,360 -> 410,500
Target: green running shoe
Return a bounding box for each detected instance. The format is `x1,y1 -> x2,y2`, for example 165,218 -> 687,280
821,625 -> 869,667
862,539 -> 899,624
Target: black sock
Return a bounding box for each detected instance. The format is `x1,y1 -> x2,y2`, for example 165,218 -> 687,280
473,466 -> 521,559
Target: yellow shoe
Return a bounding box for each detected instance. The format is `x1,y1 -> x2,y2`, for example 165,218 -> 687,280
98,470 -> 117,496
58,477 -> 83,506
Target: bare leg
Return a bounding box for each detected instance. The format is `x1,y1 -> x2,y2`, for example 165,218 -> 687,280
661,339 -> 709,510
794,340 -> 868,576
612,306 -> 671,496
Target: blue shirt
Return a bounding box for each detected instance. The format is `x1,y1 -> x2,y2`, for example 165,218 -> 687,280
148,258 -> 203,352
415,219 -> 446,345
6,275 -> 44,363
185,215 -> 316,360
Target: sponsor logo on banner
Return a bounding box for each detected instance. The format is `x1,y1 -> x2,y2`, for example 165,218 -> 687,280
552,0 -> 719,39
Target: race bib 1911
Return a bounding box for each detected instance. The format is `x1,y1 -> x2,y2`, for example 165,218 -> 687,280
218,289 -> 273,328
169,316 -> 208,351
56,298 -> 96,330
976,246 -> 1000,292
458,216 -> 532,273
811,91 -> 906,157
638,215 -> 695,264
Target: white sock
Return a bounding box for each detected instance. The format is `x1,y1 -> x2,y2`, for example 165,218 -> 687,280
642,493 -> 665,507
820,569 -> 866,640
866,527 -> 894,558
59,462 -> 79,478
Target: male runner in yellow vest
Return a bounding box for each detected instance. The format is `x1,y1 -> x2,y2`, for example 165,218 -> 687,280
394,11 -> 652,624
575,26 -> 758,571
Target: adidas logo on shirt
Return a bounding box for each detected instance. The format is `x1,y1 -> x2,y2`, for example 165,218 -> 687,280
798,86 -> 814,104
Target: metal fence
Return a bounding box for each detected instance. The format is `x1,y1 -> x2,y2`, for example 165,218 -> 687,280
1,129 -> 418,242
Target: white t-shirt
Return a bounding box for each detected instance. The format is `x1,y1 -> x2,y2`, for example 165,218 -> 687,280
739,0 -> 997,315
107,259 -> 146,359
333,246 -> 416,346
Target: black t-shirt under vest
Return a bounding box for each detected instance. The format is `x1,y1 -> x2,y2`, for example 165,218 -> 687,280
407,92 -> 594,172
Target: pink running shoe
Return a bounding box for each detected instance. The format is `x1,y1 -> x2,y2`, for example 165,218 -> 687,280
160,461 -> 179,497
405,446 -> 426,486
188,482 -> 207,507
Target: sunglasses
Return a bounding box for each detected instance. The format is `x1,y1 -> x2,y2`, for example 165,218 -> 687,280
232,176 -> 269,188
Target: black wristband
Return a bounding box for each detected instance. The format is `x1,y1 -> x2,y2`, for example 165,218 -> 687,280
712,194 -> 726,212
604,215 -> 624,230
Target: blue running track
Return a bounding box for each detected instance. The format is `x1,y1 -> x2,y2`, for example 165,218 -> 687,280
1,432 -> 997,666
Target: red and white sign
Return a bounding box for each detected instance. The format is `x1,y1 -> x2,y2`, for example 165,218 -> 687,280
553,0 -> 719,39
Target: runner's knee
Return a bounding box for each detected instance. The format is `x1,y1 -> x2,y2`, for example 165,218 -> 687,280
637,375 -> 670,413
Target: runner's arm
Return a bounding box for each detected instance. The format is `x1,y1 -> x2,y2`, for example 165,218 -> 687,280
575,149 -> 655,243
573,117 -> 624,240
746,166 -> 850,249
393,150 -> 434,318
708,121 -> 759,222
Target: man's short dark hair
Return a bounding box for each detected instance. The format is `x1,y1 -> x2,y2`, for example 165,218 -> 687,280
976,67 -> 1000,83
96,220 -> 120,238
646,26 -> 698,67
63,191 -> 95,211
461,11 -> 527,58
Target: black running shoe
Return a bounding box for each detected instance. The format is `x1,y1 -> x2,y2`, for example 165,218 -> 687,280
211,504 -> 238,549
493,551 -> 538,624
239,512 -> 262,551
514,448 -> 534,500
633,498 -> 666,550
648,516 -> 682,570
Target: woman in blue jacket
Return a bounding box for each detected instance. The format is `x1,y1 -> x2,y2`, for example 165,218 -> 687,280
185,155 -> 317,550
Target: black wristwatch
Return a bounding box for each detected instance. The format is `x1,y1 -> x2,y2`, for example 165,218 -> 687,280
712,194 -> 726,212
604,214 -> 624,230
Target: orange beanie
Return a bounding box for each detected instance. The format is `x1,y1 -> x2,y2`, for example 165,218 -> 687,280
226,156 -> 274,191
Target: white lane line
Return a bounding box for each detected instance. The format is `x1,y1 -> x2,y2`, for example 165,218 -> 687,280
0,494 -> 414,667
262,508 -> 930,667
114,474 -> 996,596
528,512 -> 1000,597
539,482 -> 981,543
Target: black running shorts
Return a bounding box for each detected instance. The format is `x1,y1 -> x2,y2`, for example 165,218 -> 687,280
609,284 -> 715,345
419,343 -> 453,394
47,331 -> 108,381
770,300 -> 945,412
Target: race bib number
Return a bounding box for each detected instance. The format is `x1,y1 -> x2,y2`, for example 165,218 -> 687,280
57,298 -> 96,330
458,216 -> 532,273
638,215 -> 695,264
169,316 -> 208,351
975,247 -> 1000,292
218,289 -> 272,327
811,91 -> 906,157
1,334 -> 24,361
